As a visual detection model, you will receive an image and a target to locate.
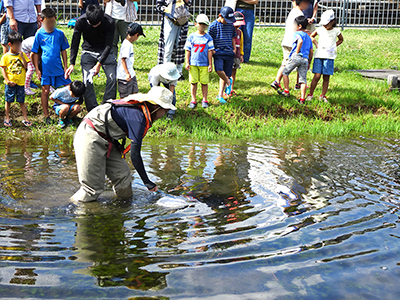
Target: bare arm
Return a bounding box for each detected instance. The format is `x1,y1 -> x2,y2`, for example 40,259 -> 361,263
295,37 -> 303,54
185,50 -> 190,70
61,50 -> 68,71
310,31 -> 318,47
310,1 -> 319,22
19,53 -> 28,70
6,6 -> 17,32
336,33 -> 344,47
121,58 -> 132,81
240,0 -> 259,4
308,48 -> 313,69
32,53 -> 41,79
208,50 -> 213,72
1,66 -> 13,85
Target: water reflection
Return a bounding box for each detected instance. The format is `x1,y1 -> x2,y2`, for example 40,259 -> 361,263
0,136 -> 399,299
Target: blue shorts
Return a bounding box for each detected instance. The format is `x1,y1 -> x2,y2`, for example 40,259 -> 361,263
312,58 -> 334,76
0,18 -> 10,45
53,103 -> 76,116
41,75 -> 71,88
213,53 -> 235,78
5,84 -> 25,103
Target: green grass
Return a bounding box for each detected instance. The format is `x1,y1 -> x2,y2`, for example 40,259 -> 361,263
0,26 -> 399,142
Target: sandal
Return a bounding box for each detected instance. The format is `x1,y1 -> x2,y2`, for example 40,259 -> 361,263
3,120 -> 12,127
22,120 -> 32,127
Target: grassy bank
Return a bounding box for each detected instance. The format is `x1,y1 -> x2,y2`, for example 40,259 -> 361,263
0,26 -> 399,142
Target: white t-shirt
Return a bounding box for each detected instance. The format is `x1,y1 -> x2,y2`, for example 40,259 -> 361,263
148,65 -> 178,87
281,8 -> 304,47
314,27 -> 341,59
111,0 -> 126,20
21,36 -> 35,54
117,39 -> 135,80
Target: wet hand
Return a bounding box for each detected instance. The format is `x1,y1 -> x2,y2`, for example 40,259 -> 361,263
149,186 -> 158,192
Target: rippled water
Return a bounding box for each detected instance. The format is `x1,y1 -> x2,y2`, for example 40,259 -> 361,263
0,135 -> 400,299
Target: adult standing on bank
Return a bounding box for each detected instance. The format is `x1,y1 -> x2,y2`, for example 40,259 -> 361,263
235,0 -> 258,63
156,0 -> 191,76
65,4 -> 117,112
70,86 -> 176,203
4,0 -> 41,39
104,0 -> 138,57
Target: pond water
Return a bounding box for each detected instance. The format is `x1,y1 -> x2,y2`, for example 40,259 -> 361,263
0,134 -> 400,299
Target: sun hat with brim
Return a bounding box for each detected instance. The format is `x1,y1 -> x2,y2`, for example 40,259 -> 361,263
233,11 -> 245,26
124,86 -> 176,111
320,10 -> 335,26
160,62 -> 181,82
220,6 -> 236,24
196,14 -> 210,26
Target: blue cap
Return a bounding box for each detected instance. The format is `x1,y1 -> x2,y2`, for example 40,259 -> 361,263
219,6 -> 236,24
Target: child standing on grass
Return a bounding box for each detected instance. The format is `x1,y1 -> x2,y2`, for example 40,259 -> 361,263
278,16 -> 313,105
271,0 -> 310,91
185,14 -> 214,109
32,8 -> 71,125
50,80 -> 86,129
117,23 -> 146,98
230,11 -> 245,96
0,31 -> 32,127
209,6 -> 236,105
307,10 -> 343,103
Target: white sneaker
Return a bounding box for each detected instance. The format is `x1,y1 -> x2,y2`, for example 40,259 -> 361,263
25,88 -> 36,95
320,95 -> 329,103
306,94 -> 314,101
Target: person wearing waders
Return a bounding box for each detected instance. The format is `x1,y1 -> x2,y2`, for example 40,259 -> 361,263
70,86 -> 175,203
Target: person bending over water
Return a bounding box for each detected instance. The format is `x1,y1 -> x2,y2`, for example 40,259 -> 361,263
70,86 -> 176,203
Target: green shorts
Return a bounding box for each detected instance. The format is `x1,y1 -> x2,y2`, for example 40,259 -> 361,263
189,66 -> 209,85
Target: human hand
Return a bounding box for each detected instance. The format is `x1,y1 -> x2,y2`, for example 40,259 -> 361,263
185,64 -> 190,71
126,74 -> 132,82
92,63 -> 101,76
208,65 -> 213,72
240,56 -> 244,63
9,18 -> 17,31
36,70 -> 42,81
65,65 -> 74,79
78,0 -> 84,8
7,81 -> 16,87
149,185 -> 158,192
308,18 -> 314,24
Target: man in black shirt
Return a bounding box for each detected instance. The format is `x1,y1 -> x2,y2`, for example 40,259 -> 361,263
65,4 -> 117,111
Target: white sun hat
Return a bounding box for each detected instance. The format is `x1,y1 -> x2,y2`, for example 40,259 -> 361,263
196,14 -> 210,26
320,10 -> 335,26
124,86 -> 176,110
160,62 -> 181,82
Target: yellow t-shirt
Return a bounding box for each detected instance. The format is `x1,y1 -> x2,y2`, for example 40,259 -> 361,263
0,52 -> 30,86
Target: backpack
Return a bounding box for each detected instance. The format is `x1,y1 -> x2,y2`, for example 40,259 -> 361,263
164,0 -> 192,26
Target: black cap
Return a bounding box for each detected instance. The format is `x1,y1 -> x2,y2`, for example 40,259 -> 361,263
127,23 -> 146,37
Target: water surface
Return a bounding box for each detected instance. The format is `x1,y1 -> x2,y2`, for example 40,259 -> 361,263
0,135 -> 399,299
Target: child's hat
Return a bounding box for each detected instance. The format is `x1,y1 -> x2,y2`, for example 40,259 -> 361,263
196,14 -> 210,26
160,62 -> 181,81
233,11 -> 246,26
219,6 -> 236,24
319,10 -> 335,26
127,23 -> 146,37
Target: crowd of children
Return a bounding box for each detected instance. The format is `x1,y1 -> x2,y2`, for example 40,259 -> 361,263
1,3 -> 344,128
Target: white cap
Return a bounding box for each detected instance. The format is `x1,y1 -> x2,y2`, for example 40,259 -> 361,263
124,86 -> 176,110
196,14 -> 210,26
160,62 -> 181,82
320,10 -> 335,26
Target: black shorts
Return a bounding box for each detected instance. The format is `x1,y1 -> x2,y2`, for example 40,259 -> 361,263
118,76 -> 139,98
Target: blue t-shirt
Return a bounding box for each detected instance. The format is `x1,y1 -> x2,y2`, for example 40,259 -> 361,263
111,106 -> 147,146
50,86 -> 78,104
31,28 -> 70,77
184,32 -> 215,67
289,31 -> 313,59
208,20 -> 236,55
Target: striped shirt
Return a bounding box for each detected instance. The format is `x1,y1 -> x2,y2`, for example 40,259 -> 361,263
209,20 -> 236,55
